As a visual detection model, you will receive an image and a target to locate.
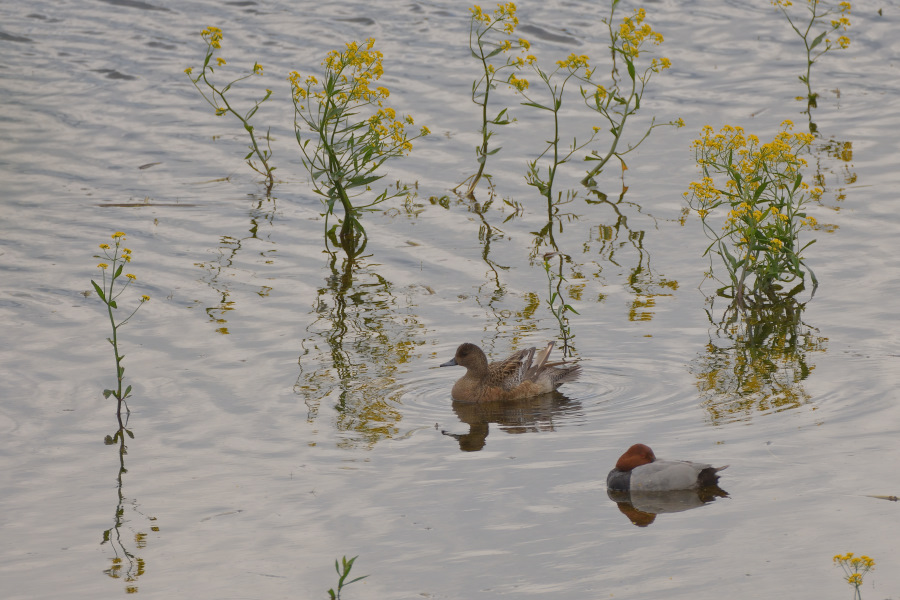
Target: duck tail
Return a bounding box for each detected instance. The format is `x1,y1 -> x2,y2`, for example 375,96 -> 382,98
552,363 -> 582,386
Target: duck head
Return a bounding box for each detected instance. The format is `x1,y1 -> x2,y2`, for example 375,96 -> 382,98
440,343 -> 489,374
615,443 -> 657,472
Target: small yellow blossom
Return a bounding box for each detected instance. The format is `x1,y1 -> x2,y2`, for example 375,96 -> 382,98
99,243 -> 110,249
98,263 -> 109,269
508,74 -> 529,92
216,57 -> 226,66
184,67 -> 193,75
141,295 -> 151,302
125,274 -> 137,281
112,232 -> 126,239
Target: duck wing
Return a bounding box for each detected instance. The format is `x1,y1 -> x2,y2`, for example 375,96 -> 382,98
488,347 -> 535,390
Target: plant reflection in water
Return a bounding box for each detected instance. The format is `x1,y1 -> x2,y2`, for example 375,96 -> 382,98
295,250 -> 425,449
195,194 -> 278,334
692,297 -> 827,425
101,412 -> 158,593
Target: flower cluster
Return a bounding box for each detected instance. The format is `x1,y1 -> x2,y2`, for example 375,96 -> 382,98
619,8 -> 665,61
289,39 -> 428,157
471,3 -> 519,33
201,26 -> 222,49
685,121 -> 820,306
833,553 -> 875,592
96,233 -> 148,301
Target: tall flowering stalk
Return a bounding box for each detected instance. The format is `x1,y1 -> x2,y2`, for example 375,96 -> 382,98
186,26 -> 276,191
684,121 -> 821,309
517,52 -> 602,201
581,2 -> 681,185
456,2 -> 530,198
289,39 -> 429,257
833,553 -> 875,600
512,5 -> 678,198
91,232 -> 150,413
772,0 -> 851,115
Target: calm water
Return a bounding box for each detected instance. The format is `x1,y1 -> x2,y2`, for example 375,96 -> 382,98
2,0 -> 899,598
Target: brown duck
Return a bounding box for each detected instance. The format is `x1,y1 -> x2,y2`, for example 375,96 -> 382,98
440,342 -> 581,402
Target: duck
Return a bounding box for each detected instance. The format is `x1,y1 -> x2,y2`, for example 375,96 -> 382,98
607,443 -> 728,492
440,341 -> 580,403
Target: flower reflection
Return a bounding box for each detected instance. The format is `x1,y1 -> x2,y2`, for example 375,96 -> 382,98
692,299 -> 826,425
295,252 -> 424,448
442,391 -> 583,452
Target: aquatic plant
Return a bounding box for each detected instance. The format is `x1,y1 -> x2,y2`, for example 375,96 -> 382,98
455,2 -> 530,198
327,555 -> 368,600
684,121 -> 821,309
772,0 -> 851,118
289,39 -> 429,257
833,552 -> 875,600
692,297 -> 824,425
508,3 -> 679,196
186,26 -> 276,191
517,52 -> 601,202
580,2 -> 682,186
91,232 -> 149,414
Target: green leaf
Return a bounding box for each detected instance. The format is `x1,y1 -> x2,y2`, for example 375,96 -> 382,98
521,101 -> 552,111
809,30 -> 827,51
91,280 -> 106,301
109,300 -> 117,309
103,389 -> 114,398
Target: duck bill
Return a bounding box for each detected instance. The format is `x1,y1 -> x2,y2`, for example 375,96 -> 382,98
440,358 -> 458,367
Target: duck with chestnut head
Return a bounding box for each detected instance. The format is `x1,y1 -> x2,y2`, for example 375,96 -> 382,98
607,444 -> 728,492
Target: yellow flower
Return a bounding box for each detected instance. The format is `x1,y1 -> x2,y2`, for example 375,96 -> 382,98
508,74 -> 529,91
253,62 -> 264,75
184,67 -> 193,75
126,274 -> 137,280
141,295 -> 151,302
519,38 -> 530,50
112,232 -> 126,239
215,107 -> 227,116
216,57 -> 226,66
98,263 -> 109,269
99,243 -> 110,249
420,126 -> 431,136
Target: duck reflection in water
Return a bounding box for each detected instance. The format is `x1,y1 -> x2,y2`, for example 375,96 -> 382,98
442,391 -> 583,451
607,486 -> 729,527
